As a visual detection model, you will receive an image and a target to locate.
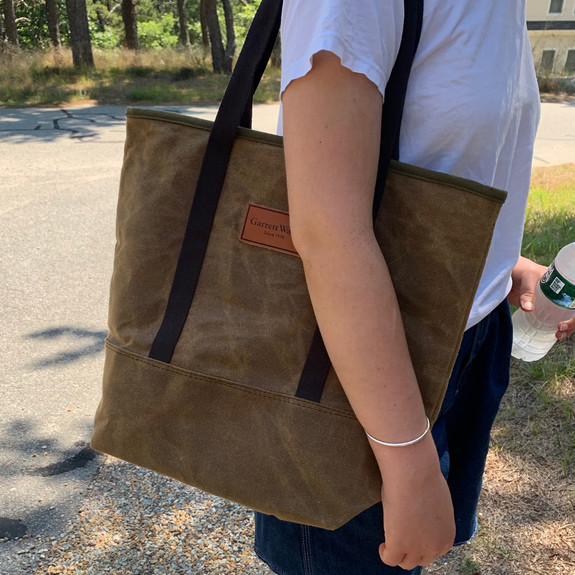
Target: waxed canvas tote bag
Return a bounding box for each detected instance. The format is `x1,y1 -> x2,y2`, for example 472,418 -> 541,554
91,0 -> 507,530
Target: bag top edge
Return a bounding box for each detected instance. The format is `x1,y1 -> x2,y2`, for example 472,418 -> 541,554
389,162 -> 508,204
126,106 -> 284,148
125,107 -> 507,205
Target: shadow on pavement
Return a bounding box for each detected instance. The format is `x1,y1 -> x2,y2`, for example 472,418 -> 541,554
24,326 -> 107,369
0,105 -> 221,144
0,107 -> 127,143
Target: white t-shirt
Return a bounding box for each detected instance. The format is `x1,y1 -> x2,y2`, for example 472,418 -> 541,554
280,0 -> 541,329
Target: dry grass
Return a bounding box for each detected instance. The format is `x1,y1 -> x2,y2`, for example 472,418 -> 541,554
0,48 -> 281,107
427,346 -> 575,574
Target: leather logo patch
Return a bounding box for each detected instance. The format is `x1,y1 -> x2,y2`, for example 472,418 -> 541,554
240,203 -> 298,256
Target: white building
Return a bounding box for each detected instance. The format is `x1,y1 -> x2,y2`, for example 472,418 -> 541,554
527,0 -> 575,75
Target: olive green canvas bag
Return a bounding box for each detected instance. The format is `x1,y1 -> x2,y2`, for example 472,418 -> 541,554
91,0 -> 507,530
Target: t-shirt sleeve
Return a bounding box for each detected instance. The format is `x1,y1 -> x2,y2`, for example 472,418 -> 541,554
280,0 -> 405,98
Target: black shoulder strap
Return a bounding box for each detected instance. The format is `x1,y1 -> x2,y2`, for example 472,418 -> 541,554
148,0 -> 282,362
149,0 -> 425,407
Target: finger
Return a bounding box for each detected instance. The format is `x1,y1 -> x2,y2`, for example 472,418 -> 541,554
378,543 -> 405,567
398,556 -> 424,571
557,321 -> 575,339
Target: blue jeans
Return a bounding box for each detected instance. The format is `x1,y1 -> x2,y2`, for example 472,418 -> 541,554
254,301 -> 513,575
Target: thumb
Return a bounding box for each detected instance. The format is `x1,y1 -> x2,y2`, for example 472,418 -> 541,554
519,291 -> 535,312
518,276 -> 538,311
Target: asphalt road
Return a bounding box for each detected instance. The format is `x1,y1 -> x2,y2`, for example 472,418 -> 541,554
0,102 -> 573,574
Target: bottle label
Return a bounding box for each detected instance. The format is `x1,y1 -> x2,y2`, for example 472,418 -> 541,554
539,262 -> 575,309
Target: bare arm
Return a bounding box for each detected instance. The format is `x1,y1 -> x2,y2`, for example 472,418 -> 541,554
283,51 -> 455,569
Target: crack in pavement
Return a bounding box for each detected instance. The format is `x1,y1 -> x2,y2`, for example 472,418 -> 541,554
0,109 -> 126,139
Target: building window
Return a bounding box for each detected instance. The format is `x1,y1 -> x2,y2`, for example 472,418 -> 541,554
549,0 -> 564,13
540,50 -> 556,73
566,50 -> 575,73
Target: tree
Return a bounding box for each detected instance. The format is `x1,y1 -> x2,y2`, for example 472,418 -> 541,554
65,0 -> 94,69
221,0 -> 235,70
202,0 -> 235,73
2,0 -> 20,53
271,31 -> 280,68
45,0 -> 63,52
199,0 -> 209,47
176,0 -> 190,50
121,0 -> 139,50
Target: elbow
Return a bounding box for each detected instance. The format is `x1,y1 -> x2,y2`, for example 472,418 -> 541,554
290,211 -> 374,263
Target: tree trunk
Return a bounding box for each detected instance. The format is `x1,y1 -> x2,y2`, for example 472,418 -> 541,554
95,7 -> 107,31
221,0 -> 235,73
203,0 -> 235,73
271,31 -> 281,68
204,0 -> 225,73
2,0 -> 19,52
65,0 -> 94,69
176,0 -> 190,49
45,0 -> 63,50
199,0 -> 209,48
121,0 -> 140,51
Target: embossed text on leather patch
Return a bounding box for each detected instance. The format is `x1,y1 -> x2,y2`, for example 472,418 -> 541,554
240,203 -> 299,256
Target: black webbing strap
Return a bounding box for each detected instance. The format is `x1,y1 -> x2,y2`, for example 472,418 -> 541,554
148,0 -> 281,362
294,0 -> 424,402
149,0 -> 424,405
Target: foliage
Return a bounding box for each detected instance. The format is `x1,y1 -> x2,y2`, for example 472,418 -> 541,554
232,0 -> 259,44
6,0 -> 261,54
13,0 -> 66,49
138,14 -> 179,49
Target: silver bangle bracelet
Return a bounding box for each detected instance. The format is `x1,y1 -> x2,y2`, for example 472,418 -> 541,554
365,416 -> 431,448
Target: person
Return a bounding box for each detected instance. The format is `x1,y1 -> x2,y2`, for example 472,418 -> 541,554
253,1 -> 575,574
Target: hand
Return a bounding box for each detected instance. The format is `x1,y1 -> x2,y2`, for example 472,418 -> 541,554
509,256 -> 575,340
371,434 -> 456,570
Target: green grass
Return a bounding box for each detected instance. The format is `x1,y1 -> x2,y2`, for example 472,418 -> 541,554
509,163 -> 575,476
0,48 -> 281,107
522,164 -> 575,263
459,558 -> 481,575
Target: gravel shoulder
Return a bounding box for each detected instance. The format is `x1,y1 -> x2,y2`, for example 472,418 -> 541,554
27,459 -> 274,575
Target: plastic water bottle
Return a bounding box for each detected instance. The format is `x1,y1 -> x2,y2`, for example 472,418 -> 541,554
511,242 -> 575,362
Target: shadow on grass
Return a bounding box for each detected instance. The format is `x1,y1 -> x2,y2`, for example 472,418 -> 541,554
0,63 -> 281,108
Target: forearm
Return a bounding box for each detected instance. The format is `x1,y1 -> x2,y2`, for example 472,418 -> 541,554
299,236 -> 428,450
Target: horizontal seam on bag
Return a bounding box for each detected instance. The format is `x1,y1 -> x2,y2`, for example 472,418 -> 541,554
105,340 -> 358,420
